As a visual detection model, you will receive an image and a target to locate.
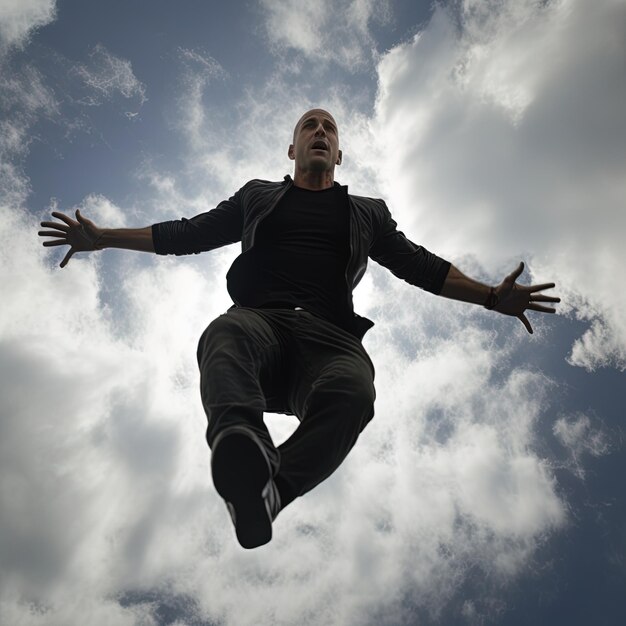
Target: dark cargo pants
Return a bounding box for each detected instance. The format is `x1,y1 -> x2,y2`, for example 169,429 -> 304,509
196,306 -> 376,507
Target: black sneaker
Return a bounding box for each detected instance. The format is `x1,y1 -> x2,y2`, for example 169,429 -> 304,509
211,426 -> 282,549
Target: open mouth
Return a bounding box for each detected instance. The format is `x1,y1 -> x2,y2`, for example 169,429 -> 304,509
311,141 -> 328,151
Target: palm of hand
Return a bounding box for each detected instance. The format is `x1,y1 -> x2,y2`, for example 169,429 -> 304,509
493,262 -> 560,334
38,209 -> 103,267
495,283 -> 528,315
66,218 -> 100,251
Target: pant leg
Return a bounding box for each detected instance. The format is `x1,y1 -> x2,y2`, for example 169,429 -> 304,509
276,311 -> 376,502
196,307 -> 284,475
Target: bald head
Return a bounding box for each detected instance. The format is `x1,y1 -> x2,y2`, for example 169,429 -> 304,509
288,108 -> 342,188
292,108 -> 338,143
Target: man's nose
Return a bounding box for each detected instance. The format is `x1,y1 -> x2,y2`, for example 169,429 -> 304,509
314,124 -> 326,136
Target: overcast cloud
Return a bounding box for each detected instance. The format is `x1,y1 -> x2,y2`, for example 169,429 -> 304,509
372,0 -> 626,371
1,1 -> 624,625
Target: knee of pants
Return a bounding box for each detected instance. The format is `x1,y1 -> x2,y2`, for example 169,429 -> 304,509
197,313 -> 256,365
355,379 -> 376,415
307,376 -> 376,427
356,381 -> 376,430
343,373 -> 376,408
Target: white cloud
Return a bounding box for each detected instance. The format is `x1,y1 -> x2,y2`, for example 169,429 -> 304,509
4,0 -> 619,622
567,317 -> 626,372
2,141 -> 567,626
151,65 -> 386,215
96,19 -> 577,623
0,200 -> 227,625
172,48 -> 227,157
0,63 -> 58,206
0,0 -> 55,51
74,43 -> 147,109
178,46 -> 225,81
371,0 -> 626,370
553,412 -> 614,478
260,0 -> 391,71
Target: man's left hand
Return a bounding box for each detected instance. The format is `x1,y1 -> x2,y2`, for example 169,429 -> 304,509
493,262 -> 560,334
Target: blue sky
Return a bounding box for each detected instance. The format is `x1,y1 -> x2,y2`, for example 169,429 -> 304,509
1,1 -> 625,625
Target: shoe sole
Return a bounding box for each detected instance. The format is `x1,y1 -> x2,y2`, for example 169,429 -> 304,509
211,433 -> 272,549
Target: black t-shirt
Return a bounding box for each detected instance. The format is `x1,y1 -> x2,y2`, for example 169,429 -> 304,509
236,184 -> 353,330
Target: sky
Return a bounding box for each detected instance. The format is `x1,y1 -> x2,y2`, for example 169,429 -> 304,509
1,0 -> 625,624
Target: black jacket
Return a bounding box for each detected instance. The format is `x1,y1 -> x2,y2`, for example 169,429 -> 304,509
152,175 -> 451,340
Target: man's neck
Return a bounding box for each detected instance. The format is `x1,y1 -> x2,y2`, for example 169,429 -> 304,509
293,169 -> 335,191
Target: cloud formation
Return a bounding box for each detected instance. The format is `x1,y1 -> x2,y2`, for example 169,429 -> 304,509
74,43 -> 147,109
2,0 -> 621,624
1,157 -> 567,626
1,192 -> 233,624
0,62 -> 58,206
0,217 -> 568,626
0,0 -> 55,51
371,0 -> 626,370
553,412 -> 615,478
260,0 -> 391,71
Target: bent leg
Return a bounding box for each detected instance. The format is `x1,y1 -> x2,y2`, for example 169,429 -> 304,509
196,307 -> 282,474
276,315 -> 376,504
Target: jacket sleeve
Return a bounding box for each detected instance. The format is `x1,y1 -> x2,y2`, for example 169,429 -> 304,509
151,188 -> 243,256
369,202 -> 451,295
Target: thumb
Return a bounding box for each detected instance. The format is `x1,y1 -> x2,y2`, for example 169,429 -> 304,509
76,209 -> 86,223
60,248 -> 74,268
518,312 -> 533,334
509,261 -> 524,282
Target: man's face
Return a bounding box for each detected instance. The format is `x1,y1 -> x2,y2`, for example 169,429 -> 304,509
288,109 -> 342,173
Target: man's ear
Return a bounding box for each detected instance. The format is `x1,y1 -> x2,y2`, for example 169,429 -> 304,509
288,144 -> 295,161
336,149 -> 342,166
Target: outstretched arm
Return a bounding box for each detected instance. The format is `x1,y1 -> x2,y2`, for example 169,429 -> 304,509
39,209 -> 154,268
439,261 -> 560,334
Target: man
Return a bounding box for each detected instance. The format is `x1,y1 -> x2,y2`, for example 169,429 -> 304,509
39,108 -> 560,549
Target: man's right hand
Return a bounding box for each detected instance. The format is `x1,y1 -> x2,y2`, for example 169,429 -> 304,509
39,209 -> 104,268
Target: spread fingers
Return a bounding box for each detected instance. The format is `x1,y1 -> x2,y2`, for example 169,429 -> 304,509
527,303 -> 556,313
51,211 -> 75,226
40,221 -> 69,231
39,230 -> 68,238
530,294 -> 560,303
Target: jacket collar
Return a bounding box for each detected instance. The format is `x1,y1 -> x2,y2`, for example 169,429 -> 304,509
283,174 -> 348,192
